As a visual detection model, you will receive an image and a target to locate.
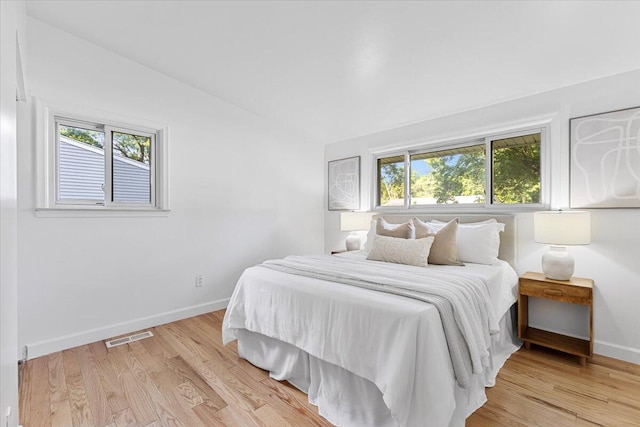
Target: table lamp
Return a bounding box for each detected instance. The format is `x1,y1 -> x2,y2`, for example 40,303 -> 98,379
533,210 -> 591,280
340,212 -> 373,251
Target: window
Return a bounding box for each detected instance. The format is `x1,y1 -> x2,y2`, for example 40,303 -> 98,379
491,133 -> 541,204
56,117 -> 156,207
410,144 -> 485,205
36,104 -> 168,215
378,155 -> 405,207
375,128 -> 545,209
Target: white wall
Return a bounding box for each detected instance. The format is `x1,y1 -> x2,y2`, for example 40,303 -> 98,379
1,1 -> 26,425
325,70 -> 640,364
18,18 -> 324,359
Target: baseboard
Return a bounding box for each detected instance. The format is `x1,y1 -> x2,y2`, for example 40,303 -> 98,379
594,339 -> 640,365
25,298 -> 230,360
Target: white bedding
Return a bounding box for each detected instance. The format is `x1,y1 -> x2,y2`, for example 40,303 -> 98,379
223,253 -> 520,426
337,250 -> 519,321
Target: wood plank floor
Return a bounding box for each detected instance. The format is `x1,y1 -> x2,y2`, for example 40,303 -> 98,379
19,310 -> 640,427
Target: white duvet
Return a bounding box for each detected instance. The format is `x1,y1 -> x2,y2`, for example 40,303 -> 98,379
223,253 -> 518,426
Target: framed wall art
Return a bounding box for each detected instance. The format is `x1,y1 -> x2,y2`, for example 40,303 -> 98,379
570,106 -> 640,208
328,156 -> 360,211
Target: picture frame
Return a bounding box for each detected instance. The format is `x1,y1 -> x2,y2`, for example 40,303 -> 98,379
570,106 -> 640,208
328,156 -> 360,211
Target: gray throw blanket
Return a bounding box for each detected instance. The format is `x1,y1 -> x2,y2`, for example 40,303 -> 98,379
260,255 -> 498,388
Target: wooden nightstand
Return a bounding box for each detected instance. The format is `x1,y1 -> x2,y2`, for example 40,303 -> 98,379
518,271 -> 594,365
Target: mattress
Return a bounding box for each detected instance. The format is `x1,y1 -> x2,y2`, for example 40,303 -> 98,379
222,253 -> 520,426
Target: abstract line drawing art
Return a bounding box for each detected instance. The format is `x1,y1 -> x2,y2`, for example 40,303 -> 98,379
570,106 -> 640,208
328,156 -> 360,211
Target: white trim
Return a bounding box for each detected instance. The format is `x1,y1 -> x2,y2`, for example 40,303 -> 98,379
24,298 -> 229,360
35,208 -> 170,218
16,36 -> 27,102
105,124 -> 156,208
34,98 -> 53,208
487,124 -> 548,208
156,127 -> 170,210
372,120 -> 551,211
33,97 -> 170,212
594,339 -> 640,365
370,114 -> 557,155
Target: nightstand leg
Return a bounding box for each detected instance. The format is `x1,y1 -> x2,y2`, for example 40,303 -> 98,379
579,356 -> 586,366
524,342 -> 530,350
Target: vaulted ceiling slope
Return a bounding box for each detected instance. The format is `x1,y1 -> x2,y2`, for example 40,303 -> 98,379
26,1 -> 640,144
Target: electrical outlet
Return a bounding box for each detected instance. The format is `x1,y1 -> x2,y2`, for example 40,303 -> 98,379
195,275 -> 203,287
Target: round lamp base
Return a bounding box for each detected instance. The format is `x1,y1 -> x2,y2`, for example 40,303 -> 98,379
542,245 -> 574,281
345,235 -> 361,251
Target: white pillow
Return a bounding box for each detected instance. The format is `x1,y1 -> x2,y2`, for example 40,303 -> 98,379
363,219 -> 377,252
428,221 -> 504,265
366,235 -> 435,267
430,218 -> 497,225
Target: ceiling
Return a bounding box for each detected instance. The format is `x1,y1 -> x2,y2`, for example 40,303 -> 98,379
25,1 -> 640,144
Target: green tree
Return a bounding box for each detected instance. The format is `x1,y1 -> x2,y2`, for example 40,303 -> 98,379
60,126 -> 150,165
379,163 -> 404,205
113,132 -> 150,164
410,169 -> 432,203
59,125 -> 104,148
379,140 -> 540,205
427,156 -> 463,203
493,144 -> 540,203
456,152 -> 485,203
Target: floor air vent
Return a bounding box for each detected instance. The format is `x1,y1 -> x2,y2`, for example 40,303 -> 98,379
105,331 -> 154,348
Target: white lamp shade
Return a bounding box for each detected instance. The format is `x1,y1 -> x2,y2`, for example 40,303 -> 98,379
340,212 -> 373,232
533,211 -> 591,245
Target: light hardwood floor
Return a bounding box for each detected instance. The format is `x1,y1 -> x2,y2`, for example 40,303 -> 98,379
19,310 -> 640,427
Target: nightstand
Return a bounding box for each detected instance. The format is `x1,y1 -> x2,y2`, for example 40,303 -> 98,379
518,271 -> 594,365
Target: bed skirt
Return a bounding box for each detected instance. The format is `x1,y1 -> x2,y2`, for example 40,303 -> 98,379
234,306 -> 521,427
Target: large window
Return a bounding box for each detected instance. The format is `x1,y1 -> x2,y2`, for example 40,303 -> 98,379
376,128 -> 544,209
38,110 -> 168,213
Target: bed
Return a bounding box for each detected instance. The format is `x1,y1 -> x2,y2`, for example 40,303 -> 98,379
222,214 -> 521,426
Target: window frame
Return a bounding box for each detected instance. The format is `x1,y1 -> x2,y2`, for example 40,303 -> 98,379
486,127 -> 546,208
373,124 -> 548,211
106,124 -> 156,208
36,100 -> 169,217
376,151 -> 408,209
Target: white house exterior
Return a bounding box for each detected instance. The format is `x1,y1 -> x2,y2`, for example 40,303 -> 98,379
59,136 -> 151,202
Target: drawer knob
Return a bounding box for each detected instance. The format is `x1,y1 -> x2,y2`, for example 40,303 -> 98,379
543,289 -> 563,296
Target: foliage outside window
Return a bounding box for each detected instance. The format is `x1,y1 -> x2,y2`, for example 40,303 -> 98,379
56,117 -> 157,207
410,145 -> 485,205
378,155 -> 405,207
492,133 -> 541,204
376,129 -> 543,209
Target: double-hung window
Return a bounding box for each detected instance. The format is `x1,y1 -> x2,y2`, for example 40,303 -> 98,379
376,127 -> 545,209
39,109 -> 168,213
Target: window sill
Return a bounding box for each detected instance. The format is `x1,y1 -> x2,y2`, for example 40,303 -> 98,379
35,208 -> 170,218
373,204 -> 546,214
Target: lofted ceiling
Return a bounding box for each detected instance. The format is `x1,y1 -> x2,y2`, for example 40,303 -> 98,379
25,1 -> 640,144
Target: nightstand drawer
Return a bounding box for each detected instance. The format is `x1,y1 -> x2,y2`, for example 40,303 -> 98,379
519,278 -> 591,305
